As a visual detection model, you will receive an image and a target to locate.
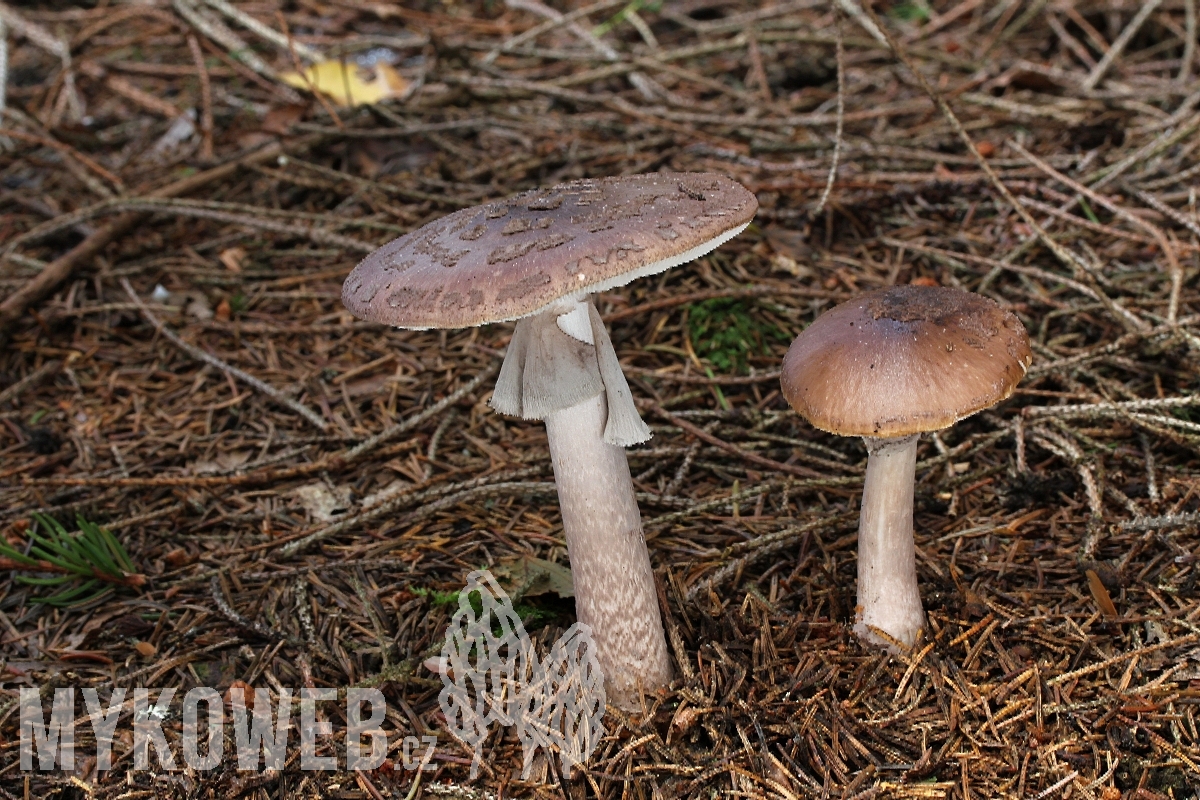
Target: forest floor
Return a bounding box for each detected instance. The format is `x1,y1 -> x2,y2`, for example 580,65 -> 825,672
1,0 -> 1199,798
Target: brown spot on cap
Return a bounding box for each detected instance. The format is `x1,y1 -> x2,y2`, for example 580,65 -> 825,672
535,233 -> 574,250
489,241 -> 538,264
441,289 -> 485,311
501,218 -> 532,236
386,286 -> 441,311
497,272 -> 552,302
780,286 -> 1032,437
341,172 -> 757,328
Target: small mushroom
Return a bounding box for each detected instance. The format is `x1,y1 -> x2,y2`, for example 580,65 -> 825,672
342,173 -> 758,707
779,286 -> 1031,649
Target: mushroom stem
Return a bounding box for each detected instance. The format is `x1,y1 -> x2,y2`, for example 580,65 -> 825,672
543,391 -> 672,709
854,434 -> 925,650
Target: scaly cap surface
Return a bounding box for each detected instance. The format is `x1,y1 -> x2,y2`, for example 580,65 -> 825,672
342,172 -> 757,329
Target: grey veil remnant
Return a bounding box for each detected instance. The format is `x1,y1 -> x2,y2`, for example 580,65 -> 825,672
781,286 -> 1032,650
342,172 -> 758,708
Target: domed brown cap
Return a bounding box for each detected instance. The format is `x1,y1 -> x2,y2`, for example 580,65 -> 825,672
342,173 -> 757,329
780,286 -> 1032,437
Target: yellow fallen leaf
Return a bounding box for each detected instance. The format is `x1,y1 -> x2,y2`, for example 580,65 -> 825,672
280,60 -> 409,107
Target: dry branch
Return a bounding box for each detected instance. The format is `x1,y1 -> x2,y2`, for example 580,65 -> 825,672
0,140 -> 293,345
120,277 -> 329,431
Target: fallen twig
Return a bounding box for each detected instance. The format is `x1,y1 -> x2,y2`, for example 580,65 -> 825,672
1008,140 -> 1179,324
0,127 -> 123,191
0,360 -> 59,406
339,364 -> 500,463
210,575 -> 304,645
0,139 -> 294,346
812,4 -> 844,218
626,367 -> 781,385
1081,0 -> 1163,91
279,468 -> 549,556
858,1 -> 1095,291
120,277 -> 329,431
203,0 -> 322,62
686,512 -> 858,601
7,196 -> 384,254
656,406 -> 824,480
603,285 -> 839,324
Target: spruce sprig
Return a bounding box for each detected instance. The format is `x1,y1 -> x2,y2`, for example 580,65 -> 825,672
0,514 -> 145,606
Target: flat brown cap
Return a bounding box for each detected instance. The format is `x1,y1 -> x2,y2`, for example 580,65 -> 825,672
780,286 -> 1032,437
342,173 -> 757,328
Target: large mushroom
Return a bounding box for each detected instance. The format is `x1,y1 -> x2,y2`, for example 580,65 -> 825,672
779,286 -> 1031,649
342,173 -> 758,707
